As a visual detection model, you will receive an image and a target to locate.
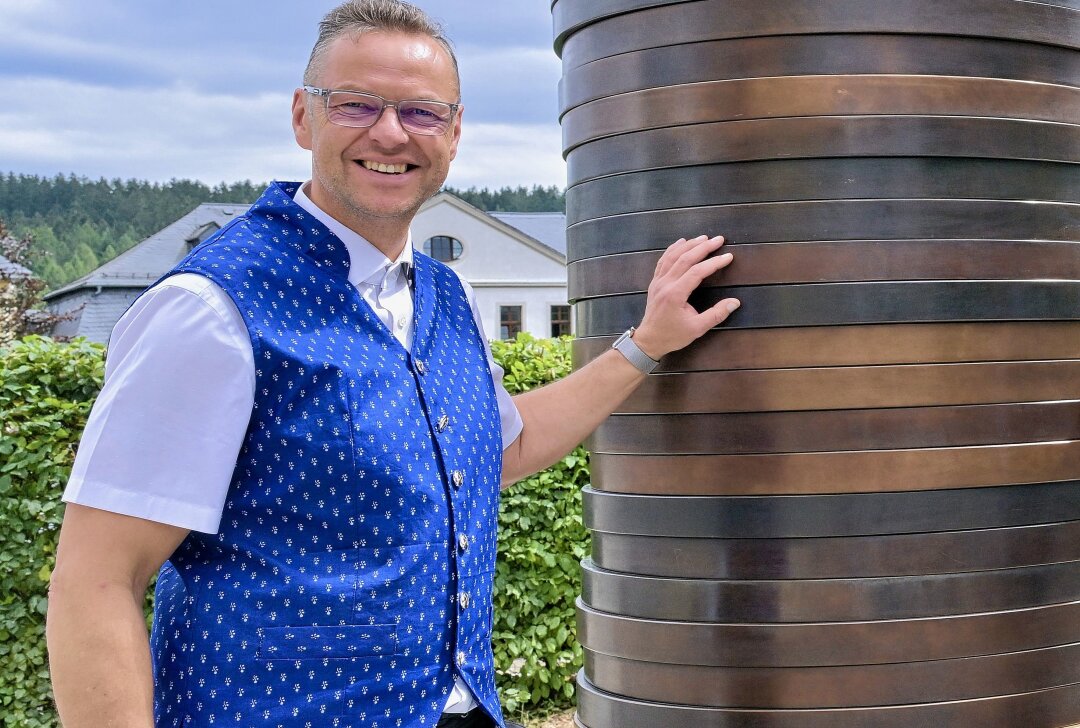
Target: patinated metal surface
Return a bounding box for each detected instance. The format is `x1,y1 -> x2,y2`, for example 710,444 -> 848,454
570,241 -> 1080,297
590,401 -> 1080,454
567,116 -> 1080,184
576,281 -> 1080,334
581,483 -> 1080,538
573,322 -> 1080,371
588,441 -> 1080,495
563,76 -> 1080,152
566,200 -> 1080,260
558,0 -> 1080,68
615,360 -> 1080,413
561,35 -> 1080,111
575,674 -> 1080,728
580,560 -> 1080,622
577,599 -> 1080,666
556,0 -> 1080,722
590,520 -> 1080,579
565,158 -> 1079,225
584,646 -> 1080,708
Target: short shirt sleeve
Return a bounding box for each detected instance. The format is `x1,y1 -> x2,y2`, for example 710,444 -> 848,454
460,279 -> 524,448
62,274 -> 255,533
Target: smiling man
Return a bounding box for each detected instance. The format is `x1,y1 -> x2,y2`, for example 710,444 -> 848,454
45,2 -> 739,727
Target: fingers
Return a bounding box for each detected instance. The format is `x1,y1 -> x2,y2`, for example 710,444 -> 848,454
668,249 -> 735,301
655,235 -> 722,279
700,297 -> 741,334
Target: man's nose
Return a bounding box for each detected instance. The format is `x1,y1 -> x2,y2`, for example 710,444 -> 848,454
368,105 -> 410,146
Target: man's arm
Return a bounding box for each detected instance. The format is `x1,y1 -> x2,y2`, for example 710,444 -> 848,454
501,235 -> 739,484
47,504 -> 189,728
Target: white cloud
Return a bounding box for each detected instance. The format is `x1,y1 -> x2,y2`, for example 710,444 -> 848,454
448,122 -> 566,190
0,77 -> 564,190
0,77 -> 302,183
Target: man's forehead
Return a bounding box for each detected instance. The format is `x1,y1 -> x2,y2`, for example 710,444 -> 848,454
319,31 -> 459,93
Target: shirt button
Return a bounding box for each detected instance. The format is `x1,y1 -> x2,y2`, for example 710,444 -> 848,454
396,316 -> 407,329
437,414 -> 450,432
451,470 -> 464,488
460,592 -> 470,609
458,534 -> 469,552
415,359 -> 427,374
456,651 -> 466,667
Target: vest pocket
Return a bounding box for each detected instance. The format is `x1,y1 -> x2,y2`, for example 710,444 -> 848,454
256,623 -> 398,659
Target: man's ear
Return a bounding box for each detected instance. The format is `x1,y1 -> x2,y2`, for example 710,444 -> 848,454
292,88 -> 313,151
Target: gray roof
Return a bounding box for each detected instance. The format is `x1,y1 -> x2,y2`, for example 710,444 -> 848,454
45,203 -> 246,300
0,253 -> 33,279
488,212 -> 567,256
45,197 -> 567,301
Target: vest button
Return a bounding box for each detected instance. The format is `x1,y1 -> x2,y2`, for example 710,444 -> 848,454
452,470 -> 465,488
456,650 -> 466,666
437,414 -> 450,432
415,359 -> 427,374
460,592 -> 470,609
458,534 -> 469,552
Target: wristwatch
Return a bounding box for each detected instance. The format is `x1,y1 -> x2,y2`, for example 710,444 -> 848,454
612,327 -> 660,374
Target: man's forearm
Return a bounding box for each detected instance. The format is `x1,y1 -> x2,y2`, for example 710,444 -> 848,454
47,577 -> 156,728
502,348 -> 645,484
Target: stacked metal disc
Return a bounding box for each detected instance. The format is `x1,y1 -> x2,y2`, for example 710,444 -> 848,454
553,0 -> 1080,725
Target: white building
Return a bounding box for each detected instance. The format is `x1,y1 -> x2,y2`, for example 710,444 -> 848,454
46,191 -> 569,345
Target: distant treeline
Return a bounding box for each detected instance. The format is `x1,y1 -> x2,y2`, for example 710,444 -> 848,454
0,173 -> 565,288
0,174 -> 266,287
442,184 -> 565,213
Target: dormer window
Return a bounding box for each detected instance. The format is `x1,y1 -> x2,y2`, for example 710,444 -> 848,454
423,235 -> 463,262
186,222 -> 221,252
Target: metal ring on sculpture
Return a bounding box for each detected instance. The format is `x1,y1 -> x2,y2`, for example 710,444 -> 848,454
589,520 -> 1080,579
556,0 -> 1080,68
559,35 -> 1080,112
572,322 -> 1080,372
574,673 -> 1080,728
564,159 -> 1079,226
579,559 -> 1080,623
585,441 -> 1080,495
577,599 -> 1080,667
566,200 -> 1080,261
580,483 -> 1080,538
566,116 -> 1080,185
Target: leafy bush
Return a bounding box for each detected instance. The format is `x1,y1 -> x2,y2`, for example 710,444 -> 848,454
0,333 -> 588,724
0,336 -> 105,727
490,334 -> 589,713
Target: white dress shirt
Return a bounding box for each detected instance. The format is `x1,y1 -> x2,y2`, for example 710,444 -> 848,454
63,183 -> 522,715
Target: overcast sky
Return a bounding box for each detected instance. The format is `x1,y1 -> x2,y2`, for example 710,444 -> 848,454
0,0 -> 566,191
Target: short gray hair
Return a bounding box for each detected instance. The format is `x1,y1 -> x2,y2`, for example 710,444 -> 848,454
304,0 -> 459,93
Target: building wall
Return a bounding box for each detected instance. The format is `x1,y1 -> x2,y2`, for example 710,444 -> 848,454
412,201 -> 568,339
470,284 -> 572,341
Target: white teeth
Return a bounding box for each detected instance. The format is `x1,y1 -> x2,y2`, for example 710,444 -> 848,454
362,160 -> 408,174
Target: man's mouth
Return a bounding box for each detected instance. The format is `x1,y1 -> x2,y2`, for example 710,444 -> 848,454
360,160 -> 411,175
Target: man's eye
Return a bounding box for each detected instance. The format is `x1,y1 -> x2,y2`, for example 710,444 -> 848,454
338,101 -> 379,113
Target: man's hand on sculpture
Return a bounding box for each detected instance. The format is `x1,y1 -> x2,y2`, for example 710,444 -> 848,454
632,235 -> 740,360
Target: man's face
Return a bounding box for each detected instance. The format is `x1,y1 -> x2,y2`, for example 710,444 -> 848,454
292,31 -> 461,239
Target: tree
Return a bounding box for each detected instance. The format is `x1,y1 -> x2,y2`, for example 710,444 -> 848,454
0,219 -> 70,346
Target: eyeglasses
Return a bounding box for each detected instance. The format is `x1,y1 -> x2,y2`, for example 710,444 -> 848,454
303,86 -> 459,136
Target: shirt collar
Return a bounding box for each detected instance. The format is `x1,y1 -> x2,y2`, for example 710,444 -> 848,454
292,182 -> 414,288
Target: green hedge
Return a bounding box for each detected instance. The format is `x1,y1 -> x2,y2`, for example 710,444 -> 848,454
0,333 -> 587,724
489,334 -> 588,713
0,336 -> 105,728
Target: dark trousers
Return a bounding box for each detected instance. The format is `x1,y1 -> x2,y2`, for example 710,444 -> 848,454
436,709 -> 496,728
436,710 -> 525,728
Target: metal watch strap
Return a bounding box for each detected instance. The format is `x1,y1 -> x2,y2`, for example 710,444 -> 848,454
612,327 -> 660,374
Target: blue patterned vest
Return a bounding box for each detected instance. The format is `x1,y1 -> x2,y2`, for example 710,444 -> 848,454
149,182 -> 505,728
